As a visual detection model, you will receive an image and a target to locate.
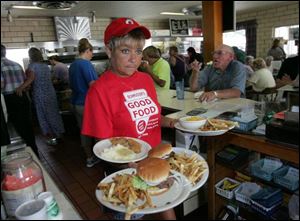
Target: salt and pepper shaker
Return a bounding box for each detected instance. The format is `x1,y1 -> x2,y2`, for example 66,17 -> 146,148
38,192 -> 63,220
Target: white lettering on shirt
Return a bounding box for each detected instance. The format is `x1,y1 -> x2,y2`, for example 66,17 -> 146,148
124,89 -> 159,134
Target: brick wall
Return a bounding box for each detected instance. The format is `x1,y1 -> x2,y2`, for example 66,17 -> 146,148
237,1 -> 299,58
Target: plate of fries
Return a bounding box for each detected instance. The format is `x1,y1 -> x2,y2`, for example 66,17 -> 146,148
96,168 -> 191,218
174,118 -> 238,136
168,148 -> 209,192
93,137 -> 151,163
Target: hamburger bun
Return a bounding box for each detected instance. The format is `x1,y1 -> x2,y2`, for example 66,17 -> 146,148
148,143 -> 172,158
137,158 -> 170,185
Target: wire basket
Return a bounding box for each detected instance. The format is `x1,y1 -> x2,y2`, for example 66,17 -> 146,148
215,177 -> 240,199
272,166 -> 299,191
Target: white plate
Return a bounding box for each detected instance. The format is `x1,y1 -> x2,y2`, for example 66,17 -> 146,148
93,137 -> 151,163
95,168 -> 192,214
171,148 -> 209,192
174,122 -> 234,136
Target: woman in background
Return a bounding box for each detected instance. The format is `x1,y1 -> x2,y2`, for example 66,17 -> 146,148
68,38 -> 99,168
267,38 -> 286,61
27,47 -> 65,145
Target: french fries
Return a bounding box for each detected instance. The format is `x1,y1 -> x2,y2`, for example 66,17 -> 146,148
168,152 -> 207,185
97,173 -> 155,220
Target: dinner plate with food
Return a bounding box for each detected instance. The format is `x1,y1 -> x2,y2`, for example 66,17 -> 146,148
93,137 -> 151,163
175,117 -> 238,136
148,144 -> 209,192
95,158 -> 191,219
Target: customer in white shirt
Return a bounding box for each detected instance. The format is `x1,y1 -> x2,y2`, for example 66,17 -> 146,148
247,58 -> 276,92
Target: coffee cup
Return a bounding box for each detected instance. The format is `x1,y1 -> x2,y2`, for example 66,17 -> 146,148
15,199 -> 47,220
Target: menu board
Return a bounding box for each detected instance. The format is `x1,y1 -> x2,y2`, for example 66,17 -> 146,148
170,19 -> 189,36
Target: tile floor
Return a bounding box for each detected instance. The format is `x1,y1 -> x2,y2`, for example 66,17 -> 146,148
35,120 -> 208,220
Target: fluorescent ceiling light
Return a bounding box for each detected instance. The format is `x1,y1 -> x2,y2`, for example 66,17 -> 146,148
160,12 -> 185,16
11,5 -> 70,10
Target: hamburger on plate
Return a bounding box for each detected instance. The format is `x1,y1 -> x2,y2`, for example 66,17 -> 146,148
148,143 -> 173,159
133,158 -> 175,195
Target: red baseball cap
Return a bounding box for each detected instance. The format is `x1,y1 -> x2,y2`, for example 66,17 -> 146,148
104,17 -> 151,45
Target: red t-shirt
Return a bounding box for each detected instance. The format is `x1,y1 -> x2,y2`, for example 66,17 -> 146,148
82,70 -> 162,147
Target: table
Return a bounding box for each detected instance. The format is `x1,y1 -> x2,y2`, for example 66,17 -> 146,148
157,89 -> 256,119
276,84 -> 299,102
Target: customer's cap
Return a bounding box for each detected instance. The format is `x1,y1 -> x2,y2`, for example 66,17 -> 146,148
104,17 -> 151,45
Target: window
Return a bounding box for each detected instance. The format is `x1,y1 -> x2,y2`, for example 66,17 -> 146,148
222,29 -> 246,51
274,25 -> 299,57
6,49 -> 29,70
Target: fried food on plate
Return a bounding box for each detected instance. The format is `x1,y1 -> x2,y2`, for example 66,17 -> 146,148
110,137 -> 141,153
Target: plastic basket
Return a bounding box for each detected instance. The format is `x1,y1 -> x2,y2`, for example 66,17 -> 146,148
250,158 -> 283,181
250,198 -> 282,216
215,177 -> 240,199
234,182 -> 261,205
272,166 -> 299,191
234,118 -> 258,132
250,187 -> 282,208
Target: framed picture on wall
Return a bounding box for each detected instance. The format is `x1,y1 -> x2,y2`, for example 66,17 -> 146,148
170,19 -> 189,36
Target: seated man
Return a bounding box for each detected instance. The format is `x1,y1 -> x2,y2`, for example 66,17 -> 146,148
276,55 -> 299,88
190,44 -> 246,102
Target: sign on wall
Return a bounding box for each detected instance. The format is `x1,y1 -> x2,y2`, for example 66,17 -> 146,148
170,19 -> 189,36
54,17 -> 91,41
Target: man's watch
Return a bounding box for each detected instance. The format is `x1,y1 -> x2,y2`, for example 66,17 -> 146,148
213,91 -> 218,98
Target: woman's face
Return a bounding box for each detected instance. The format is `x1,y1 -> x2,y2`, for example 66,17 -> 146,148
107,42 -> 143,77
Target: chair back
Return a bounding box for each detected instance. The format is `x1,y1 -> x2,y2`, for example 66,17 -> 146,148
247,87 -> 278,102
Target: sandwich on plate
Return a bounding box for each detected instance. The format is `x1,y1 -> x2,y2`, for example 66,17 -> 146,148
132,158 -> 175,195
147,143 -> 173,159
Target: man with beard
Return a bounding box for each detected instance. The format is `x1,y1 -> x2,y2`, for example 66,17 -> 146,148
190,44 -> 246,102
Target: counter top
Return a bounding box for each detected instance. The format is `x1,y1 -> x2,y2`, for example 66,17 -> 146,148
157,89 -> 256,119
26,147 -> 82,220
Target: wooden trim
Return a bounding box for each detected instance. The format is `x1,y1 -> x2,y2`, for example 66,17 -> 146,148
202,1 -> 223,63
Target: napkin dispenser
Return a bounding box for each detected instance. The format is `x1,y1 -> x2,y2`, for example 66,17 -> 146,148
265,116 -> 299,147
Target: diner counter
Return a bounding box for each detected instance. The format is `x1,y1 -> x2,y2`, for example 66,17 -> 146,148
157,89 -> 256,119
26,147 -> 82,220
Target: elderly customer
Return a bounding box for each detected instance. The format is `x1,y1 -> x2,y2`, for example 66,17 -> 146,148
247,58 -> 276,92
27,47 -> 65,145
1,44 -> 39,156
141,45 -> 171,91
190,44 -> 247,102
244,55 -> 255,80
81,17 -> 177,220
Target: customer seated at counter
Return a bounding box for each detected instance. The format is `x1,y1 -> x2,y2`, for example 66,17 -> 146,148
190,44 -> 246,102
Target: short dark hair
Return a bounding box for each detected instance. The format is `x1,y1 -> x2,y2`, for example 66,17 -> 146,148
187,47 -> 196,54
49,55 -> 60,61
1,44 -> 6,58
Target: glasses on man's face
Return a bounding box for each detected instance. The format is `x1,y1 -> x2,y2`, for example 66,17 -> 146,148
211,50 -> 228,56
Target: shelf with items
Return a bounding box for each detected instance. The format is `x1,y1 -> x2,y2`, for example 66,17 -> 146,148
206,132 -> 299,219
